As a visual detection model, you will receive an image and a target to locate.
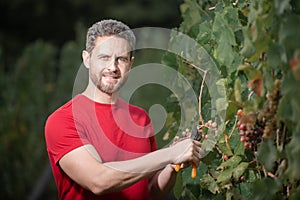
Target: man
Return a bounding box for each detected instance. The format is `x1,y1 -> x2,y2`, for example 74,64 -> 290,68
45,19 -> 202,200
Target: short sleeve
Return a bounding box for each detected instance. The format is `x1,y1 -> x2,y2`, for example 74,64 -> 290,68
45,109 -> 87,164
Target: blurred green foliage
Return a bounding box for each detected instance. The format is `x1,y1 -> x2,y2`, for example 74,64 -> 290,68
0,0 -> 183,199
0,38 -> 83,199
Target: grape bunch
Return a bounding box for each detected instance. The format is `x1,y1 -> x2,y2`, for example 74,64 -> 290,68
236,79 -> 281,151
258,79 -> 281,139
174,120 -> 218,142
237,111 -> 263,151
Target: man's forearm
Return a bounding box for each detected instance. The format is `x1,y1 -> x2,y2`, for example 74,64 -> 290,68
101,139 -> 197,194
149,164 -> 177,200
98,147 -> 176,194
60,139 -> 201,195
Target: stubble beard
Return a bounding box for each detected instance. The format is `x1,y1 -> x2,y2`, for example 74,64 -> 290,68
90,71 -> 128,95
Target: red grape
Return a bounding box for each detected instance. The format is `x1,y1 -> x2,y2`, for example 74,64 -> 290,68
237,109 -> 243,117
239,123 -> 246,131
240,136 -> 246,142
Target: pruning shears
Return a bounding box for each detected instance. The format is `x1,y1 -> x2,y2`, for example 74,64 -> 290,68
175,125 -> 202,178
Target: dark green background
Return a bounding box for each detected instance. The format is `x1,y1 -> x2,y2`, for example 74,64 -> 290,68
0,1 -> 183,199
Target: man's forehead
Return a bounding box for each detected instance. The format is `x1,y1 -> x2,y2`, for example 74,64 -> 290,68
95,36 -> 128,45
94,36 -> 130,54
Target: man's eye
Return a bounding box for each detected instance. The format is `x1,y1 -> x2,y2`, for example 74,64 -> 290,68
99,56 -> 110,61
118,57 -> 129,63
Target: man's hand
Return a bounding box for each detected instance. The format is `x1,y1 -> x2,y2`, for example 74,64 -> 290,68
169,139 -> 203,168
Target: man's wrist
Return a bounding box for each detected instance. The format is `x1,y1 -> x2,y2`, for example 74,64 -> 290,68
166,164 -> 178,174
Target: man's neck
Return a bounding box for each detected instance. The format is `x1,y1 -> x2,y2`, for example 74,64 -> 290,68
82,84 -> 119,104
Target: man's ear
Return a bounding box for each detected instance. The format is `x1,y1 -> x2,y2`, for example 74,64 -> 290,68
82,50 -> 90,69
129,56 -> 135,69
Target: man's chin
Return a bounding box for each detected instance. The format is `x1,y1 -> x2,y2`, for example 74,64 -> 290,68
97,78 -> 127,94
98,85 -> 120,94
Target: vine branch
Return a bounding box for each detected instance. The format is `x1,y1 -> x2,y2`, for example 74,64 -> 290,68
183,60 -> 208,125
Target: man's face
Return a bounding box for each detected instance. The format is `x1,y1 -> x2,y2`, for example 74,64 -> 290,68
85,36 -> 133,94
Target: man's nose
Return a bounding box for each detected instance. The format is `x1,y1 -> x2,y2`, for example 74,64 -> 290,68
107,57 -> 119,71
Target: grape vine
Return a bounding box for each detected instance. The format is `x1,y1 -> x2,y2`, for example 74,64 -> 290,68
163,0 -> 300,199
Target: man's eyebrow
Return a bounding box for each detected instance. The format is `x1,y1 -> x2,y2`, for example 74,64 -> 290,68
97,54 -> 110,58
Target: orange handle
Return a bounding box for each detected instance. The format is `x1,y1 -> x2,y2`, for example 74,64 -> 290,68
175,164 -> 181,172
175,163 -> 197,178
191,163 -> 197,178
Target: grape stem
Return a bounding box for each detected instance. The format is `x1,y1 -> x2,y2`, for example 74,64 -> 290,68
280,125 -> 287,151
228,115 -> 238,138
267,172 -> 277,179
183,60 -> 208,126
215,144 -> 224,155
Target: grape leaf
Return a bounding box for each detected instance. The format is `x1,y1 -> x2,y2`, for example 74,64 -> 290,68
252,178 -> 282,199
216,168 -> 233,184
212,12 -> 236,46
212,12 -> 237,66
218,142 -> 233,157
240,28 -> 256,57
173,171 -> 184,199
232,162 -> 248,180
201,174 -> 220,194
257,139 -> 277,171
196,21 -> 212,45
274,0 -> 291,15
285,100 -> 300,180
218,155 -> 242,169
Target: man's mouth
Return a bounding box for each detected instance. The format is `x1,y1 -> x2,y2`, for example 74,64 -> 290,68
102,73 -> 121,81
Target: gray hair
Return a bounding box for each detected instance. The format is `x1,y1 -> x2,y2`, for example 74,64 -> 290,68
85,19 -> 136,54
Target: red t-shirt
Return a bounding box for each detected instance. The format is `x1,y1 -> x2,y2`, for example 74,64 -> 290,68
45,94 -> 157,200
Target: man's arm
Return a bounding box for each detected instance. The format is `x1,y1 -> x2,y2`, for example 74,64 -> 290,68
59,139 -> 202,195
148,141 -> 207,200
148,164 -> 177,200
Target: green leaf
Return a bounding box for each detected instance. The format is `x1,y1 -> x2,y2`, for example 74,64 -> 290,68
240,28 -> 256,57
214,38 -> 234,67
257,139 -> 277,171
182,162 -> 208,185
223,7 -> 242,32
202,134 -> 217,152
180,0 -> 202,33
213,12 -> 236,46
216,168 -> 233,184
229,52 -> 243,74
232,162 -> 248,180
277,73 -> 300,126
285,117 -> 300,180
218,142 -> 233,157
173,171 -> 184,199
201,174 -> 220,194
289,186 -> 300,200
216,98 -> 228,115
226,102 -> 239,121
279,15 -> 300,56
252,178 -> 282,199
238,64 -> 262,81
234,77 -> 242,103
266,42 -> 282,70
239,182 -> 253,199
216,78 -> 227,98
233,139 -> 245,156
218,155 -> 242,169
274,0 -> 291,15
230,134 -> 245,156
212,10 -> 238,67
196,21 -> 212,45
212,12 -> 237,66
226,190 -> 234,200
180,187 -> 198,200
